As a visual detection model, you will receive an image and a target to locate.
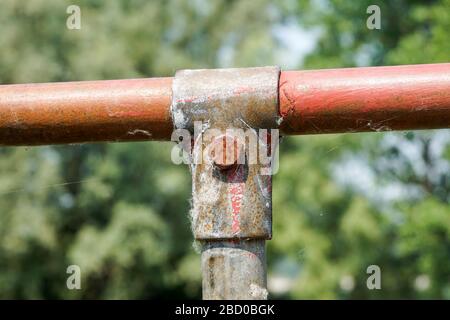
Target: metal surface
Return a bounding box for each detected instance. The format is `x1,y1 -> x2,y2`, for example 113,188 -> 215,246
202,240 -> 267,300
279,63 -> 450,135
0,77 -> 173,145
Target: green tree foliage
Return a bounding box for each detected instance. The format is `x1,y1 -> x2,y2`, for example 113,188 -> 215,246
0,0 -> 448,299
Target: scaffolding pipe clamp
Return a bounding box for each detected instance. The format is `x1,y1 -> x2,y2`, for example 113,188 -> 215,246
171,66 -> 280,299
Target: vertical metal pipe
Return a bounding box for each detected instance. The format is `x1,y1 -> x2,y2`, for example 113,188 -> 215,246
201,240 -> 267,300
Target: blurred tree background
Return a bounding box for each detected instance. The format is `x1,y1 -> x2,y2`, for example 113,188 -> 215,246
0,0 -> 448,299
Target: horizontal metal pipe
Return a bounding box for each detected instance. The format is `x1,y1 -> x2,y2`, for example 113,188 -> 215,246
279,63 -> 450,135
0,78 -> 173,145
1,63 -> 449,146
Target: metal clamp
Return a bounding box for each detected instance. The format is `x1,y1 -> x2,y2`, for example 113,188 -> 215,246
172,66 -> 280,299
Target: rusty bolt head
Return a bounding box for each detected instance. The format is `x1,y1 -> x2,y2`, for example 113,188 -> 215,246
208,134 -> 242,170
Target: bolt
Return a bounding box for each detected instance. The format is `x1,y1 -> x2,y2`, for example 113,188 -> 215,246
209,134 -> 242,170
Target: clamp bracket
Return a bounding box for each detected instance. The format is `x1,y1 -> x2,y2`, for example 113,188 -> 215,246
171,66 -> 280,299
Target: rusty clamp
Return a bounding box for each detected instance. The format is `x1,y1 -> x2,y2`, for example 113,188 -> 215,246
171,66 -> 280,299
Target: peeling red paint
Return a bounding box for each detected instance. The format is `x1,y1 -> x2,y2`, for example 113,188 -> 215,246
227,166 -> 245,234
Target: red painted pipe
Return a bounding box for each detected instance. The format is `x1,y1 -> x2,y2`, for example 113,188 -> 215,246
279,63 -> 450,135
0,63 -> 449,146
0,78 -> 173,145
